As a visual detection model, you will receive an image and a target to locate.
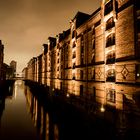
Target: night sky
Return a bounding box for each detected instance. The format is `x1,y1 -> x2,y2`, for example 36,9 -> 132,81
0,0 -> 101,72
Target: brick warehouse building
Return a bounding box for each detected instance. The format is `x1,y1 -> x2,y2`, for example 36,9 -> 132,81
24,0 -> 140,112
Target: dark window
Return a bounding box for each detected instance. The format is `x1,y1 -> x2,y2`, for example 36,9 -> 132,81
72,30 -> 76,38
81,46 -> 84,54
80,70 -> 83,80
92,39 -> 95,49
95,20 -> 101,27
72,51 -> 76,59
57,59 -> 59,63
80,85 -> 83,96
81,57 -> 84,65
104,0 -> 113,16
106,51 -> 115,64
106,69 -> 115,82
106,89 -> 116,103
106,33 -> 115,47
72,41 -> 76,48
90,87 -> 96,101
137,18 -> 140,33
91,69 -> 95,79
92,28 -> 95,35
72,73 -> 75,80
72,63 -> 75,69
106,17 -> 115,31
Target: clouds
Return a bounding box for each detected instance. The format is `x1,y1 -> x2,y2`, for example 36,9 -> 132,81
0,0 -> 101,72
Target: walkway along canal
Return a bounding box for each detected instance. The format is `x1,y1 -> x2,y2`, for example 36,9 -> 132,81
0,80 -> 140,140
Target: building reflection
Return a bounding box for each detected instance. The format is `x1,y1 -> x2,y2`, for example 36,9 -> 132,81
25,87 -> 59,140
24,82 -> 140,139
0,81 -> 14,126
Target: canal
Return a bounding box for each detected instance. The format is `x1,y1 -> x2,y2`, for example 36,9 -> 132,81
0,80 -> 140,140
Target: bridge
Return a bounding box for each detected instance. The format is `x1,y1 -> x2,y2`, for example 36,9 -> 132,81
10,77 -> 25,80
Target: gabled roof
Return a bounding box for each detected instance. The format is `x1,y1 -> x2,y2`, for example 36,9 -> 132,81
72,11 -> 91,28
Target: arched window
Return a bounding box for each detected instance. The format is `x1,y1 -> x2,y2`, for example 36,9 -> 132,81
106,69 -> 115,82
106,51 -> 115,64
72,41 -> 76,48
72,51 -> 76,59
106,17 -> 115,31
106,33 -> 115,47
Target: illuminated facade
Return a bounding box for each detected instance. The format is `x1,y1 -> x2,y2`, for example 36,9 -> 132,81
24,0 -> 140,110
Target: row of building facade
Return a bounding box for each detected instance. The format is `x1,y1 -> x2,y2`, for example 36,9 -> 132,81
23,0 -> 140,111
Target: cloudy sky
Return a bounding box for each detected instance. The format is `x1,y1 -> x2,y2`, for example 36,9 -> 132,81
0,0 -> 101,72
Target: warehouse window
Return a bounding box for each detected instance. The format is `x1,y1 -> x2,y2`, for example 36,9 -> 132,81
106,69 -> 115,82
106,51 -> 115,64
106,17 -> 115,31
106,33 -> 115,47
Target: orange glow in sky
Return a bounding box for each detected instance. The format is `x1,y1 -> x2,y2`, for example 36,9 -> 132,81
0,0 -> 101,72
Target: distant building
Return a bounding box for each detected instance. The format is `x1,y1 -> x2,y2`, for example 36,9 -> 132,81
3,63 -> 15,80
0,40 -> 4,82
10,60 -> 17,77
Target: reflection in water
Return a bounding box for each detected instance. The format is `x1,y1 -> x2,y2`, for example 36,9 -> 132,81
0,80 -> 39,140
46,113 -> 49,140
25,88 -> 60,140
25,83 -> 140,140
1,80 -> 140,140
